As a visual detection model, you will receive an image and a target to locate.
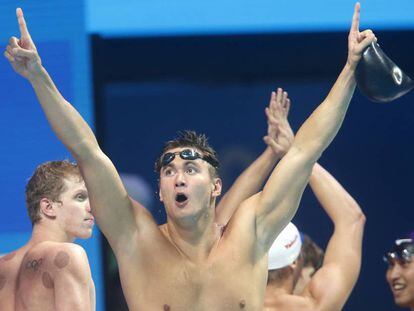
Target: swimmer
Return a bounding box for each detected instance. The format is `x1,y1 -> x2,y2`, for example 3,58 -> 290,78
264,163 -> 365,310
0,161 -> 95,311
4,3 -> 375,309
385,233 -> 414,310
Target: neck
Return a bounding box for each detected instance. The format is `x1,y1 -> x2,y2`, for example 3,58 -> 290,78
29,221 -> 74,246
165,210 -> 223,261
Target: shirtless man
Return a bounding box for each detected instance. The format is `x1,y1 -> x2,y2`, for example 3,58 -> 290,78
264,163 -> 365,310
215,90 -> 365,309
4,3 -> 375,309
0,160 -> 95,311
385,233 -> 414,310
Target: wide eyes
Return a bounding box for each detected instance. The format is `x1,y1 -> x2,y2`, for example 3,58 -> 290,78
164,169 -> 174,176
162,166 -> 198,177
186,167 -> 197,175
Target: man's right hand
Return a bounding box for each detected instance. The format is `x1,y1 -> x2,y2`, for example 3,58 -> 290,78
263,88 -> 294,157
346,2 -> 377,70
4,8 -> 42,80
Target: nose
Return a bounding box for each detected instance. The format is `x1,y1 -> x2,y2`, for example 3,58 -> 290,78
85,199 -> 92,213
175,171 -> 187,187
388,263 -> 402,281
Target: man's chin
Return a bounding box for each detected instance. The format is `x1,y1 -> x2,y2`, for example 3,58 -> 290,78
77,230 -> 93,240
394,295 -> 414,308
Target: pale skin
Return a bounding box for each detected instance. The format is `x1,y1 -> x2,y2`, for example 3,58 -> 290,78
5,3 -> 375,310
264,163 -> 366,311
217,78 -> 366,310
0,175 -> 95,311
386,256 -> 414,310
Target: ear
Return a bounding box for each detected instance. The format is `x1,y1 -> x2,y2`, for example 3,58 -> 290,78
212,178 -> 222,197
39,198 -> 58,218
159,188 -> 164,202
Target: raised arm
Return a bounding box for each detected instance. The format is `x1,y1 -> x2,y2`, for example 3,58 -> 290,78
215,89 -> 293,225
251,3 -> 375,247
4,8 -> 146,252
302,163 -> 365,310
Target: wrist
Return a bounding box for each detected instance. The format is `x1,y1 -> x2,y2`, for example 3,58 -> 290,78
264,146 -> 283,161
345,57 -> 358,72
27,64 -> 47,84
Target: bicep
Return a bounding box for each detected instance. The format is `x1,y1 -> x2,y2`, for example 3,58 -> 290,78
304,264 -> 354,311
304,224 -> 365,310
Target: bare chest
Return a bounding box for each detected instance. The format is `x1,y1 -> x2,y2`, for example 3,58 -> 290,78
120,248 -> 267,311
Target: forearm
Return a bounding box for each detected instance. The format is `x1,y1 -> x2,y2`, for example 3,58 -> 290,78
292,63 -> 356,163
309,163 -> 365,227
28,66 -> 99,160
216,147 -> 279,224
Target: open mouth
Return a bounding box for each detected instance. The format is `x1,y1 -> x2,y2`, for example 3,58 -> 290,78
175,193 -> 188,205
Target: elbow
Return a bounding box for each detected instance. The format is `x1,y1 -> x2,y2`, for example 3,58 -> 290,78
349,204 -> 366,227
357,208 -> 366,226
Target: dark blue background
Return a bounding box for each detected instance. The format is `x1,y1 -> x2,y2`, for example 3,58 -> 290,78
93,31 -> 414,310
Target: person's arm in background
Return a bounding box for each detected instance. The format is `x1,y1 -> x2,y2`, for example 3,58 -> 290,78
215,88 -> 294,225
299,163 -> 365,310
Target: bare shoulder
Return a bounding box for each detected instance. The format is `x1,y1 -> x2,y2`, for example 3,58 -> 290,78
223,193 -> 261,239
27,242 -> 91,278
0,247 -> 27,275
220,195 -> 260,250
0,249 -> 23,284
228,193 -> 259,226
0,249 -> 20,267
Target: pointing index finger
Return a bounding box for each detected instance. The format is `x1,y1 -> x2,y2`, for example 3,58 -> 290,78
350,2 -> 361,33
16,8 -> 32,40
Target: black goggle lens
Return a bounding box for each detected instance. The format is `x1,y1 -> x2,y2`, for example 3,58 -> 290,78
384,250 -> 413,265
161,149 -> 204,167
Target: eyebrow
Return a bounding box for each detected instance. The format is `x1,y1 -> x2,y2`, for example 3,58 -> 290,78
161,163 -> 175,171
183,160 -> 201,167
74,189 -> 88,195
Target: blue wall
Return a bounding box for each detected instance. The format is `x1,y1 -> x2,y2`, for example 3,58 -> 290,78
87,0 -> 414,37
